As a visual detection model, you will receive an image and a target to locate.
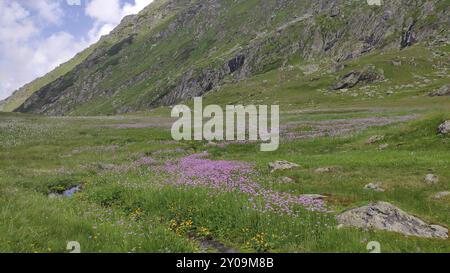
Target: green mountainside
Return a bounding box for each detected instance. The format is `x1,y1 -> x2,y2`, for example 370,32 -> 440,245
7,0 -> 450,115
0,44 -> 97,112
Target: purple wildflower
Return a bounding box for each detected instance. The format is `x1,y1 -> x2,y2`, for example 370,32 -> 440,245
163,152 -> 325,216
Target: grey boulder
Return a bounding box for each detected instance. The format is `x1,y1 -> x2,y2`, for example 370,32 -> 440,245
337,202 -> 448,239
269,161 -> 299,173
438,120 -> 450,135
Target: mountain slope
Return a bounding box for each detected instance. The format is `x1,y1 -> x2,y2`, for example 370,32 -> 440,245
0,45 -> 97,112
14,0 -> 450,115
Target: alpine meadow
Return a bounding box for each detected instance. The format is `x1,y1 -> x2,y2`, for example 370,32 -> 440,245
0,0 -> 449,255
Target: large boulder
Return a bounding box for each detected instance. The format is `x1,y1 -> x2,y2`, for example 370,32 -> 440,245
424,174 -> 439,185
438,120 -> 450,135
429,84 -> 450,97
337,202 -> 448,239
333,65 -> 384,90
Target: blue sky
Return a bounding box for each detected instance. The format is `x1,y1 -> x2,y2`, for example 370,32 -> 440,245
0,0 -> 153,100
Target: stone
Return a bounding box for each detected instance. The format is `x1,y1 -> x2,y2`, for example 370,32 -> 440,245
314,167 -> 339,174
391,60 -> 402,66
337,202 -> 448,239
383,10 -> 394,21
329,6 -> 340,17
268,161 -> 299,173
429,84 -> 450,97
278,177 -> 294,183
364,183 -> 385,192
438,120 -> 450,135
300,194 -> 327,200
333,65 -> 384,90
366,135 -> 385,144
433,191 -> 450,199
378,143 -> 389,150
401,19 -> 417,49
424,174 -> 439,185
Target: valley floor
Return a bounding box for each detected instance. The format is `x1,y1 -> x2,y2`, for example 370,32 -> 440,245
0,104 -> 449,253
1,44 -> 450,253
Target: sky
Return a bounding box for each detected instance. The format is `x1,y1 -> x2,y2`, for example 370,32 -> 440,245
0,0 -> 153,100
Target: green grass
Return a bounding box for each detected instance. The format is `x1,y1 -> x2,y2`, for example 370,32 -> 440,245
0,2 -> 449,252
1,38 -> 450,253
1,104 -> 449,253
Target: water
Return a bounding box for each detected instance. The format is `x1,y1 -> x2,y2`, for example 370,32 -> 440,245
63,185 -> 81,197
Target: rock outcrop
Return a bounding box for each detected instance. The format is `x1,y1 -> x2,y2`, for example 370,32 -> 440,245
11,0 -> 450,115
337,202 -> 448,239
269,161 -> 300,173
333,65 -> 384,90
429,84 -> 450,97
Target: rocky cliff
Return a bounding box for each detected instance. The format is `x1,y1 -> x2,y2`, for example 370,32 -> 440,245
14,0 -> 450,115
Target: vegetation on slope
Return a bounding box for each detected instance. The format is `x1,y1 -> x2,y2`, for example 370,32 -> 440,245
13,0 -> 450,115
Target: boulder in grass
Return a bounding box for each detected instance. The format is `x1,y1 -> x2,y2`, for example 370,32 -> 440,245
278,177 -> 295,184
314,166 -> 340,174
333,65 -> 384,90
433,191 -> 450,199
337,202 -> 448,239
429,84 -> 450,97
378,143 -> 389,150
366,135 -> 385,144
269,161 -> 299,173
364,183 -> 385,192
438,120 -> 450,135
424,174 -> 439,185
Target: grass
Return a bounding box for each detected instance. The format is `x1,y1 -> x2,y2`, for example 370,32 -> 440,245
1,103 -> 449,253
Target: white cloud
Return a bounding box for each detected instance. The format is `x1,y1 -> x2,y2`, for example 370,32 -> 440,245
0,1 -> 37,42
25,0 -> 65,25
86,0 -> 122,24
85,0 -> 153,41
123,0 -> 153,16
0,0 -> 153,101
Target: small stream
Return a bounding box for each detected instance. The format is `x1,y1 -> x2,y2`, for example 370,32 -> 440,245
63,185 -> 82,197
48,185 -> 82,198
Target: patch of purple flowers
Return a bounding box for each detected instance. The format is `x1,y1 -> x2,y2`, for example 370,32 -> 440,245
164,152 -> 325,216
